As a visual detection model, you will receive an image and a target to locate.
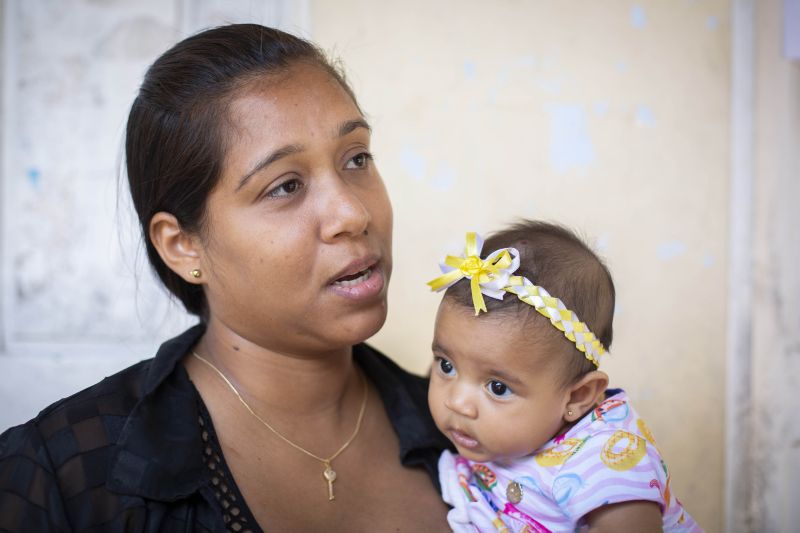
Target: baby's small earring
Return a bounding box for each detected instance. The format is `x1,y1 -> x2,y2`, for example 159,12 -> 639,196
190,269 -> 202,279
566,409 -> 574,418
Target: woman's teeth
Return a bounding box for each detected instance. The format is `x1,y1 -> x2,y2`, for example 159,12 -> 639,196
333,268 -> 372,287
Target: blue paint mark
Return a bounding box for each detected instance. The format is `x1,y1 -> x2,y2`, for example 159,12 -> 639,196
463,60 -> 477,80
27,167 -> 41,187
400,146 -> 425,181
630,5 -> 647,28
488,70 -> 510,103
616,60 -> 630,73
537,79 -> 561,96
546,104 -> 595,174
430,162 -> 456,192
594,101 -> 610,117
706,16 -> 719,30
702,252 -> 715,268
635,105 -> 657,127
595,234 -> 611,252
657,241 -> 687,261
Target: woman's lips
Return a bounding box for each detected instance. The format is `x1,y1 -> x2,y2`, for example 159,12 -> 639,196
449,429 -> 480,450
328,263 -> 385,300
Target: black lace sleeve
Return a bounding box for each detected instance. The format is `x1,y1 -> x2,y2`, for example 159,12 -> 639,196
0,422 -> 72,532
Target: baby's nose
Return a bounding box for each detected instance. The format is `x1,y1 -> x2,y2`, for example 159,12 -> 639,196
444,386 -> 478,419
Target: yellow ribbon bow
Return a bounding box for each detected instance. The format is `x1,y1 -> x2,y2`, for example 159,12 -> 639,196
426,231 -> 607,367
427,232 -> 515,315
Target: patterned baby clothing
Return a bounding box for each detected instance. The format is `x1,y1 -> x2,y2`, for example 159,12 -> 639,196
439,391 -> 702,532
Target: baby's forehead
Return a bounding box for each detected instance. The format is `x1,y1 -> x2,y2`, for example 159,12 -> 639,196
434,301 -> 563,372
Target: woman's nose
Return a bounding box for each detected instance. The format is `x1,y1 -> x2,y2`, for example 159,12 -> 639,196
319,173 -> 371,241
444,384 -> 478,419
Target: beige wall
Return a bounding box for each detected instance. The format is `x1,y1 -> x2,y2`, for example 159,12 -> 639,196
13,1 -> 800,530
313,1 -> 729,530
749,1 -> 800,530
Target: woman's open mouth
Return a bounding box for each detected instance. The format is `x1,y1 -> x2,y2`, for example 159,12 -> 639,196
329,261 -> 385,301
332,267 -> 373,287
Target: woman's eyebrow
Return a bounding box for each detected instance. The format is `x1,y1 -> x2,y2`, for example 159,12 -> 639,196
237,144 -> 304,191
338,118 -> 371,137
236,120 -> 370,191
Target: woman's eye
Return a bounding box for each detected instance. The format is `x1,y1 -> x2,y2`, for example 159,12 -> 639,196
487,380 -> 512,398
435,357 -> 455,376
345,152 -> 373,170
265,178 -> 303,199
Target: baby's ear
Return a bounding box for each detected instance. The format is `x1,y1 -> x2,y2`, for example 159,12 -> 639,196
563,371 -> 609,423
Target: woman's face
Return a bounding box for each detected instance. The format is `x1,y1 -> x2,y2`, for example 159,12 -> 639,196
198,63 -> 393,354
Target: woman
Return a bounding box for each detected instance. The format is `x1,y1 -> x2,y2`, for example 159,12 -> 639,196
0,24 -> 451,532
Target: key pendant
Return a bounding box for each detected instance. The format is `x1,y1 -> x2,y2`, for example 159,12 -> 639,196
323,462 -> 337,501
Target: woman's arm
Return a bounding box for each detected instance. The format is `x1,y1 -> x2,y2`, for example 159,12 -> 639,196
584,500 -> 663,532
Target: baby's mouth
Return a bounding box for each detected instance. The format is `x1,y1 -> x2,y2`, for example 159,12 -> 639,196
332,266 -> 374,287
449,429 -> 480,450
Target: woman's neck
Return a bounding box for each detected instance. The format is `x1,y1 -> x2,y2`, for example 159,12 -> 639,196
191,316 -> 360,421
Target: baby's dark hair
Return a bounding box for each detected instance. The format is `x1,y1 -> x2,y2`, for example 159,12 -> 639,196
443,220 -> 615,387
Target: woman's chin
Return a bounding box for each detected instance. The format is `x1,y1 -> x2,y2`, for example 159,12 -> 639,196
335,298 -> 389,346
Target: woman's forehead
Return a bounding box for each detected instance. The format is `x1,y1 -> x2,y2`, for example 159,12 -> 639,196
228,64 -> 361,134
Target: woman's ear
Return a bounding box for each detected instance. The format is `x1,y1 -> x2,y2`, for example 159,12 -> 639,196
563,370 -> 609,423
149,212 -> 205,284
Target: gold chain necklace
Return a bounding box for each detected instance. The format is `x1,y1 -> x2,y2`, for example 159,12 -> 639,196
192,351 -> 367,501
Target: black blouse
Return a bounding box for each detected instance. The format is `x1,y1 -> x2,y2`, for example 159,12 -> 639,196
0,325 -> 451,532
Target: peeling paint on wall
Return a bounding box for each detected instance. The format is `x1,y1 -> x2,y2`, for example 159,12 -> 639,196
595,233 -> 611,252
546,104 -> 595,174
537,79 -> 562,96
430,162 -> 456,192
594,101 -> 611,117
630,5 -> 647,28
657,240 -> 687,261
463,60 -> 477,80
635,105 -> 657,127
401,145 -> 426,181
27,167 -> 41,188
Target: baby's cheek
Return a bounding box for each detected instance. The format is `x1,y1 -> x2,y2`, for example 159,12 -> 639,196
486,420 -> 530,458
427,386 -> 444,427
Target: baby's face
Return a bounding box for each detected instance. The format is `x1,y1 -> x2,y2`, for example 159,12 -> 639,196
428,300 -> 570,463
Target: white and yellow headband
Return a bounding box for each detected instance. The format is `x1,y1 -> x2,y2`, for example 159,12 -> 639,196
427,232 -> 606,368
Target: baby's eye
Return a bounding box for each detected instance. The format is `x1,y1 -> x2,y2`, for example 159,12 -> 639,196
487,380 -> 512,398
344,152 -> 373,170
435,356 -> 455,376
265,178 -> 303,199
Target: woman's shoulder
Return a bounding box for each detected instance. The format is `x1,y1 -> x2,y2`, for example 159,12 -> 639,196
0,325 -> 206,532
1,323 -> 205,464
1,357 -> 152,451
0,358 -> 154,531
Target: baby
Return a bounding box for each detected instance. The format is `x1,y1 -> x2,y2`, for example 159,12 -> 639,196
427,221 -> 701,532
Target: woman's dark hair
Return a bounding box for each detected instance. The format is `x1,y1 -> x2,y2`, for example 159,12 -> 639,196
126,24 -> 359,318
443,220 -> 616,386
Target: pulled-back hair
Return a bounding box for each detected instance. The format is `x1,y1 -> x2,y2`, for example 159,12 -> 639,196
126,24 -> 359,318
443,220 -> 615,385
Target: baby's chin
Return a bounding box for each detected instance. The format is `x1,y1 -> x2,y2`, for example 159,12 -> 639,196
454,446 -> 494,463
454,443 -> 538,464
